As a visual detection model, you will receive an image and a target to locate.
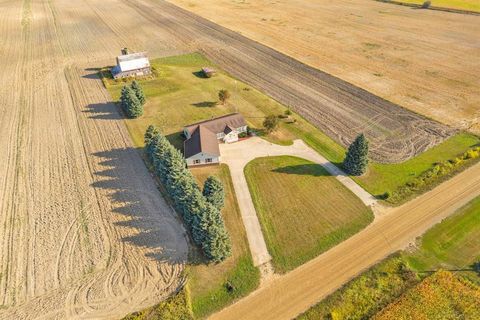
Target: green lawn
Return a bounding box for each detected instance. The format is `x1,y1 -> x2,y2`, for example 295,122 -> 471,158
188,164 -> 260,318
395,0 -> 480,12
354,132 -> 480,200
403,196 -> 480,283
244,156 -> 374,273
298,196 -> 480,319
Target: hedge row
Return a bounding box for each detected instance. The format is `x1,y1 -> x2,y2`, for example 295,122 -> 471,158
389,146 -> 480,203
144,125 -> 232,263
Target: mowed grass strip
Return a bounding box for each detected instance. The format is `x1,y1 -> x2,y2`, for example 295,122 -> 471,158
355,132 -> 480,199
244,156 -> 374,273
402,195 -> 480,283
188,164 -> 260,318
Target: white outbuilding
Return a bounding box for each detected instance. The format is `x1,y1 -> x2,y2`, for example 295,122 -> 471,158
111,49 -> 152,79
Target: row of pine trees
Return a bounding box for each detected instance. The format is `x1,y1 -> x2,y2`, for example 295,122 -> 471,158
144,125 -> 232,263
121,80 -> 146,118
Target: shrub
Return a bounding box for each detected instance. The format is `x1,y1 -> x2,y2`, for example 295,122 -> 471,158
263,114 -> 279,133
285,108 -> 292,116
218,89 -> 231,105
343,134 -> 369,176
421,0 -> 431,8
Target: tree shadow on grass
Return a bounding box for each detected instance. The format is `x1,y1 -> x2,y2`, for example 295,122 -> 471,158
272,164 -> 331,177
83,102 -> 126,120
192,101 -> 218,108
91,147 -> 188,264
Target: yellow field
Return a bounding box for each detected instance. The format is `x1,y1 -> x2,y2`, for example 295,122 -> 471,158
374,270 -> 480,319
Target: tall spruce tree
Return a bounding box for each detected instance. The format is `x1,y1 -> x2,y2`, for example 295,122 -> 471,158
144,125 -> 158,147
131,80 -> 146,105
343,133 -> 369,176
200,203 -> 232,262
203,176 -> 225,211
121,85 -> 143,118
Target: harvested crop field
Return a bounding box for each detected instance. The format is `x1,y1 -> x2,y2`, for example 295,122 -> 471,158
0,0 -> 189,319
124,0 -> 453,163
169,0 -> 480,135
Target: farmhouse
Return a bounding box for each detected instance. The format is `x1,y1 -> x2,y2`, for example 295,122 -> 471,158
184,113 -> 247,167
111,48 -> 151,79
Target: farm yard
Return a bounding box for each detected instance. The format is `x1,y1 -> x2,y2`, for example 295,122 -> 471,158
105,52 -> 480,206
169,0 -> 480,134
244,156 -> 373,273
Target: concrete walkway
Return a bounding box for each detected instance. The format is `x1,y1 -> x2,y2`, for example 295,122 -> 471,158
219,137 -> 377,267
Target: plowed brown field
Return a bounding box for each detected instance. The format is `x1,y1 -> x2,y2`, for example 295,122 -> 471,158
124,0 -> 453,163
169,0 -> 480,135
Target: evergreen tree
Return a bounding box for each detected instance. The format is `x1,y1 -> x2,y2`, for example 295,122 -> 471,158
200,203 -> 232,262
343,133 -> 369,176
131,80 -> 146,105
121,85 -> 143,118
203,176 -> 225,211
144,125 -> 158,147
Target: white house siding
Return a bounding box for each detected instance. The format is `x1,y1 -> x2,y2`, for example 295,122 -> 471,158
223,132 -> 238,143
186,152 -> 220,167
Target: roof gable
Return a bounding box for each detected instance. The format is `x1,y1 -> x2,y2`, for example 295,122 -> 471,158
184,126 -> 220,158
185,113 -> 246,136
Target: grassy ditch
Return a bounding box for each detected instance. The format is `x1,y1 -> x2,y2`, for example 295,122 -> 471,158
244,156 -> 374,273
297,196 -> 480,319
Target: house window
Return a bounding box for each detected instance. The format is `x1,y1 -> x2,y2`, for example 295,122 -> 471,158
206,158 -> 213,163
193,159 -> 201,164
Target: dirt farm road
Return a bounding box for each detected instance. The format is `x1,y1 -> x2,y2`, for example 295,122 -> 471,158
210,162 -> 480,320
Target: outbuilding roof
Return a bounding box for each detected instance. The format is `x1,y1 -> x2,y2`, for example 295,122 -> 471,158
184,126 -> 220,158
184,113 -> 246,136
116,52 -> 150,72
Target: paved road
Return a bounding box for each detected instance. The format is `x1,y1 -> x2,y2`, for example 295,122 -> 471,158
219,137 -> 376,266
209,161 -> 480,320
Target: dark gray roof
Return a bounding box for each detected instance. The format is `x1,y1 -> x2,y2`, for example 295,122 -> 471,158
185,113 -> 246,136
184,126 -> 220,158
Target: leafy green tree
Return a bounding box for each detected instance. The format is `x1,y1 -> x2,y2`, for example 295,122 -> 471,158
343,133 -> 369,176
203,176 -> 225,211
263,114 -> 279,133
131,80 -> 146,105
218,89 -> 231,105
121,85 -> 143,118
